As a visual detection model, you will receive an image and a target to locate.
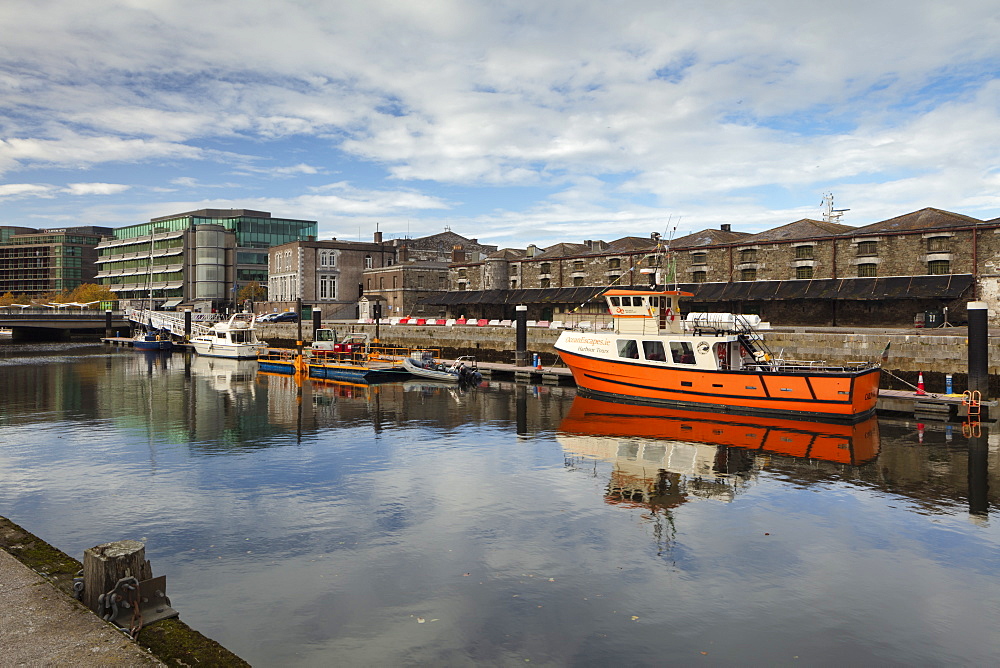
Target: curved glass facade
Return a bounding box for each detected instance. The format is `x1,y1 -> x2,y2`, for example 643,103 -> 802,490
95,209 -> 316,306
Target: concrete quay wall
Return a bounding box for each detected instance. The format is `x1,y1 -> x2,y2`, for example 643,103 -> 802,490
261,323 -> 995,375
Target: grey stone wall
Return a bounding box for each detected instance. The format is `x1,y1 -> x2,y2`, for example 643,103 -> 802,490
258,322 -> 1000,376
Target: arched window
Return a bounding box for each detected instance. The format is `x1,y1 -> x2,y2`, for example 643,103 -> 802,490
365,255 -> 373,269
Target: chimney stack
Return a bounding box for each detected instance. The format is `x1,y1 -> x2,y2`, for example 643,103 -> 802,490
374,231 -> 383,243
721,224 -> 731,232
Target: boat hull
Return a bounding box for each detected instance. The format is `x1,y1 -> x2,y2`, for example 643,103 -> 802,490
134,340 -> 173,351
308,363 -> 411,383
190,339 -> 263,359
557,348 -> 880,422
401,356 -> 460,382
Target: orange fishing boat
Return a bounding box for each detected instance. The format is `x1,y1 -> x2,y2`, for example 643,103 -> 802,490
554,288 -> 881,422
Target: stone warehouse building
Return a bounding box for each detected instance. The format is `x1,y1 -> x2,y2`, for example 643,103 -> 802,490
435,207 -> 1000,327
362,231 -> 497,318
265,229 -> 496,319
265,236 -> 392,320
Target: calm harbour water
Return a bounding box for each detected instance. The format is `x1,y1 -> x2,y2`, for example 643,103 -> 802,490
1,340 -> 999,666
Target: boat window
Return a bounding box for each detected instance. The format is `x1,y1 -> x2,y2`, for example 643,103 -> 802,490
609,297 -> 620,306
616,339 -> 639,359
216,332 -> 225,339
670,341 -> 696,364
642,340 -> 666,361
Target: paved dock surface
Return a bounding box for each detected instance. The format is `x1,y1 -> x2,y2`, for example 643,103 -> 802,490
0,548 -> 164,667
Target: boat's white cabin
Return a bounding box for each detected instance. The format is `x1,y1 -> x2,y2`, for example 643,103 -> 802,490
605,289 -> 689,335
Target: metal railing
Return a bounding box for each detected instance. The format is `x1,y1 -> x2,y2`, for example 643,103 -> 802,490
127,308 -> 217,337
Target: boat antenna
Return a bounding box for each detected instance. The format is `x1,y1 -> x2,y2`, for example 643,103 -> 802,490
565,218 -> 678,316
651,217 -> 678,290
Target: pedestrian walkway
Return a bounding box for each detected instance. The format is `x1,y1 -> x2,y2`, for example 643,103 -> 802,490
0,548 -> 163,667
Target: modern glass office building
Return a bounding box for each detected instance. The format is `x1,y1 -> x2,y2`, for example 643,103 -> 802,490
95,209 -> 316,309
0,226 -> 113,298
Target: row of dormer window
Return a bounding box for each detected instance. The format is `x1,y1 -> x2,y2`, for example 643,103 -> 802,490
689,237 -> 951,266
689,260 -> 951,282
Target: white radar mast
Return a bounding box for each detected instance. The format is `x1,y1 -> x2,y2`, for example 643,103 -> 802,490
821,193 -> 850,223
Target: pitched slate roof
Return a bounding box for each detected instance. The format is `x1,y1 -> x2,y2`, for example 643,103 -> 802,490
603,236 -> 659,253
739,219 -> 854,243
530,242 -> 592,260
847,208 -> 985,235
487,248 -> 527,260
671,228 -> 752,249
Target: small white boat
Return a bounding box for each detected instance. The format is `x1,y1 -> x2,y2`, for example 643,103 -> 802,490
190,313 -> 265,359
401,351 -> 482,384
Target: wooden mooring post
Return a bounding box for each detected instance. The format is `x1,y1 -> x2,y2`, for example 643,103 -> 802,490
82,539 -> 152,616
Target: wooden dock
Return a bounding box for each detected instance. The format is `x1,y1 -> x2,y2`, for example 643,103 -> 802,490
475,361 -> 573,385
101,336 -> 193,351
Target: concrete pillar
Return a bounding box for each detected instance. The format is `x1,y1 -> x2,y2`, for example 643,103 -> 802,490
968,301 -> 989,398
515,304 -> 528,366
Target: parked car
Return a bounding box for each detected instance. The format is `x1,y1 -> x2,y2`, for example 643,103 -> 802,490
272,311 -> 299,323
256,313 -> 278,323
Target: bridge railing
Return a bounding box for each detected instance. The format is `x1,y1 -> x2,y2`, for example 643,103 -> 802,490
128,309 -> 217,337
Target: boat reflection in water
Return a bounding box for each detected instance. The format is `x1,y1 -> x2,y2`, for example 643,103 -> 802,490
189,356 -> 259,398
558,396 -> 880,509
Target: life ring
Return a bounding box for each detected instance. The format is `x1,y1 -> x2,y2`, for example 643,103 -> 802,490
664,307 -> 675,322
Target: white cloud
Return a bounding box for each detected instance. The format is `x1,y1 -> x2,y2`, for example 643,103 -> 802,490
64,182 -> 131,195
0,136 -> 204,176
0,183 -> 57,199
0,0 -> 997,240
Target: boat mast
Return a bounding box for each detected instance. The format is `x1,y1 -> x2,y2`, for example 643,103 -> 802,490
147,229 -> 154,315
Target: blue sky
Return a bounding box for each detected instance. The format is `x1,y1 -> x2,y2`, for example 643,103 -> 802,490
1,0 -> 998,247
